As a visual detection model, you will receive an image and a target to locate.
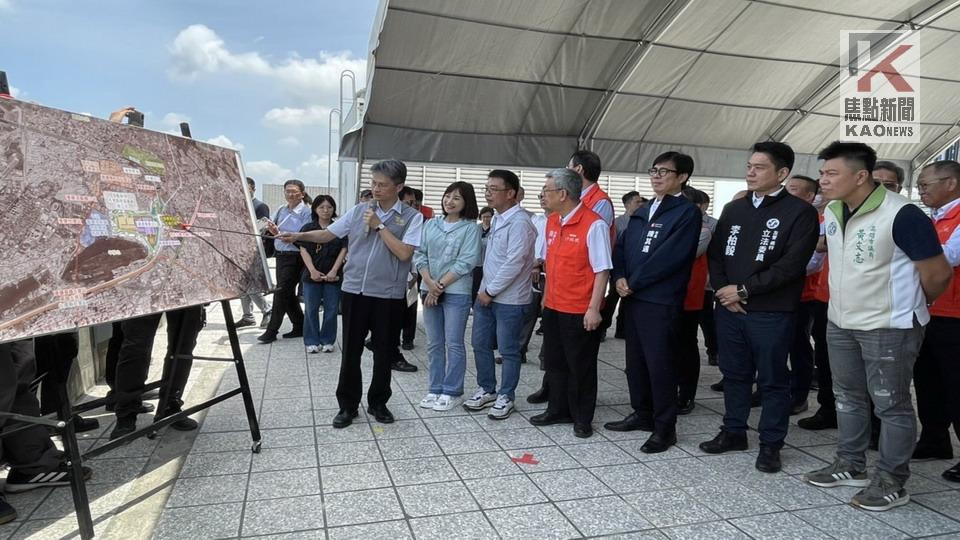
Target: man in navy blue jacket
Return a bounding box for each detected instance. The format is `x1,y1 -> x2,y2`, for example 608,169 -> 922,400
604,152 -> 702,453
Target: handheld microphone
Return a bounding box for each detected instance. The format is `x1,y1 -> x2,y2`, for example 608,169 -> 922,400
364,201 -> 378,236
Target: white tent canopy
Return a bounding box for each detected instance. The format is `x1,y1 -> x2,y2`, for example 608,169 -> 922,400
342,0 -> 960,183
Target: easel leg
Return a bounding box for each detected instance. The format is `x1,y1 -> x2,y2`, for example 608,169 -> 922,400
57,383 -> 93,539
221,300 -> 262,453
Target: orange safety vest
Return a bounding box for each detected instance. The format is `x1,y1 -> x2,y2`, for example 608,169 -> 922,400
581,182 -> 615,243
802,214 -> 826,303
545,205 -> 604,314
930,201 -> 960,318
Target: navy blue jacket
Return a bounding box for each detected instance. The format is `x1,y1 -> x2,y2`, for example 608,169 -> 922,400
612,193 -> 702,306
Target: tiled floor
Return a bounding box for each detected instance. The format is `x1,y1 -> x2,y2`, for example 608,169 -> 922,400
1,300 -> 959,539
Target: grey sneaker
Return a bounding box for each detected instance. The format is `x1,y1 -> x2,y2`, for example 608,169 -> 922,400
851,472 -> 909,512
463,388 -> 497,410
487,395 -> 514,420
803,458 -> 869,488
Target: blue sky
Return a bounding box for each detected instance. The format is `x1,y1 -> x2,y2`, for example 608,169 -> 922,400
0,0 -> 378,190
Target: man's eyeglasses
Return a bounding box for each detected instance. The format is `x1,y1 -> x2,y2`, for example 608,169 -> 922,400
917,177 -> 953,191
484,186 -> 510,193
648,167 -> 677,178
538,188 -> 563,198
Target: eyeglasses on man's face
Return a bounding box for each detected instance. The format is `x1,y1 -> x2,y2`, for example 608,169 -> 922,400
648,167 -> 677,178
484,185 -> 509,193
538,187 -> 563,198
916,177 -> 953,192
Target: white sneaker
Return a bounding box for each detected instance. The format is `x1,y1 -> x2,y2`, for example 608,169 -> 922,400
487,395 -> 514,420
419,393 -> 439,409
463,388 -> 497,410
321,344 -> 335,353
306,345 -> 320,354
433,394 -> 459,411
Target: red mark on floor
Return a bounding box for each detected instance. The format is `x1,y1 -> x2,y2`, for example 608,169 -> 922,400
511,453 -> 539,465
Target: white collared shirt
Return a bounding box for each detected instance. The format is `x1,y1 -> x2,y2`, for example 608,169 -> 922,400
648,190 -> 681,219
933,197 -> 960,267
492,203 -> 522,232
752,186 -> 785,208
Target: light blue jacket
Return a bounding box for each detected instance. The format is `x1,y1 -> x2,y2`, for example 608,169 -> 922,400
413,217 -> 482,296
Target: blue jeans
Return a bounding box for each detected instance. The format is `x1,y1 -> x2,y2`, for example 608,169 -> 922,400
302,278 -> 341,346
423,293 -> 471,396
472,301 -> 527,400
716,307 -> 794,449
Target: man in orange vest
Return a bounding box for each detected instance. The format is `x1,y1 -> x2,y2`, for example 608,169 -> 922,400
605,152 -> 702,453
913,159 -> 960,483
528,168 -> 612,439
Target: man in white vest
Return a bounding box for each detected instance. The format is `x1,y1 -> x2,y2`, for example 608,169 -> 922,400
803,141 -> 952,511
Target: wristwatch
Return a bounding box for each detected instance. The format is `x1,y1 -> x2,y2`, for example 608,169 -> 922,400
375,223 -> 386,233
737,285 -> 749,300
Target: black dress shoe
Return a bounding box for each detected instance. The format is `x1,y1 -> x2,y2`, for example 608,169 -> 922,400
106,401 -> 155,414
942,461 -> 960,483
709,379 -> 724,392
797,408 -> 837,430
677,399 -> 695,415
367,405 -> 395,424
641,431 -> 677,454
526,387 -> 549,404
235,316 -> 256,328
603,412 -> 653,432
73,416 -> 100,433
257,332 -> 277,343
912,443 -> 954,461
574,423 -> 593,438
756,445 -> 782,473
109,416 -> 137,440
332,409 -> 358,429
391,359 -> 418,372
529,411 -> 573,426
401,341 -> 415,351
699,430 -> 748,454
282,329 -> 303,339
171,417 -> 199,431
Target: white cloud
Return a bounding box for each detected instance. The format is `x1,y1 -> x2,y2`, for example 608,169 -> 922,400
277,136 -> 300,148
297,154 -> 338,185
168,24 -> 365,102
9,86 -> 21,98
161,112 -> 191,127
262,105 -> 331,128
245,160 -> 292,183
205,135 -> 244,151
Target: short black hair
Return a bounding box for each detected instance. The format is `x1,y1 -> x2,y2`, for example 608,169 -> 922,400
359,189 -> 373,198
752,141 -> 796,172
653,151 -> 694,184
789,174 -> 820,195
310,194 -> 338,222
412,188 -> 424,203
923,160 -> 960,181
621,190 -> 640,205
442,181 -> 480,220
817,141 -> 876,173
682,186 -> 709,206
875,160 -> 904,185
479,206 -> 495,217
246,176 -> 255,188
570,150 -> 602,182
487,169 -> 520,196
399,186 -> 415,200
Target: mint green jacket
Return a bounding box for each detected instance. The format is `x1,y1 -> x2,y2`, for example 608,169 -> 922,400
413,217 -> 482,296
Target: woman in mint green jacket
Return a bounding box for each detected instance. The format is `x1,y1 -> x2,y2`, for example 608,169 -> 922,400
413,182 -> 482,411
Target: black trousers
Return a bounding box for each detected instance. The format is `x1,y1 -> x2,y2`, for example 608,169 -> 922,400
915,316 -> 960,447
0,340 -> 62,474
519,288 -> 543,362
699,291 -> 718,355
338,292 -> 405,411
266,252 -> 304,334
402,283 -> 418,346
114,306 -> 203,419
33,332 -> 79,415
106,321 -> 123,391
789,301 -> 816,407
542,308 -> 600,425
809,301 -> 831,410
677,309 -> 702,402
624,299 -> 681,434
599,281 -> 621,336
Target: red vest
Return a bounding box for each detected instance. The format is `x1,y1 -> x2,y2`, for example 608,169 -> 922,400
545,205 -> 603,314
804,214 -> 826,303
683,254 -> 709,311
581,182 -> 615,243
930,202 -> 960,318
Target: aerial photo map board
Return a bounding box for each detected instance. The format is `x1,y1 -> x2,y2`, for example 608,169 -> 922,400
0,99 -> 271,343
